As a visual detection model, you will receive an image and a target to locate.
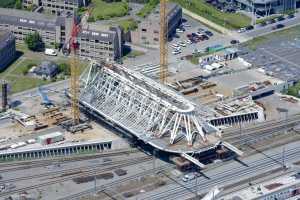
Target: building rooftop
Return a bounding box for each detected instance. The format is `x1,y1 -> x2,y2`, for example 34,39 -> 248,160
0,8 -> 57,31
222,172 -> 300,200
146,3 -> 181,22
0,30 -> 14,50
79,24 -> 120,42
33,61 -> 58,77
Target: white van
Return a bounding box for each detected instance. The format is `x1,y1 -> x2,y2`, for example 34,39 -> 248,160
44,48 -> 57,56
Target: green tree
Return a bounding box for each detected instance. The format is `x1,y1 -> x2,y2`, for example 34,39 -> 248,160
58,63 -> 71,76
15,0 -> 22,9
24,32 -> 44,51
0,0 -> 16,8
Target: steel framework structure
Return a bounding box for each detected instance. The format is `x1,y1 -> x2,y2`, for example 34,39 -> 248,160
80,62 -> 214,146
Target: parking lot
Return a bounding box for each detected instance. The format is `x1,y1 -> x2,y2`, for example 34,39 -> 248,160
167,15 -> 232,60
124,14 -> 234,69
240,25 -> 300,82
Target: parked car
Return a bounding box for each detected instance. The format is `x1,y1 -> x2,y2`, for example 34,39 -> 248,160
171,45 -> 181,50
272,24 -> 285,30
245,25 -> 254,30
202,35 -> 209,40
183,23 -> 191,27
287,14 -> 295,19
186,39 -> 192,44
182,173 -> 196,182
205,30 -> 213,37
276,16 -> 285,21
198,28 -> 205,33
178,41 -> 186,47
266,19 -> 276,24
260,21 -> 267,27
176,28 -> 184,33
44,48 -> 57,56
230,39 -> 240,44
172,50 -> 181,55
238,27 -> 246,33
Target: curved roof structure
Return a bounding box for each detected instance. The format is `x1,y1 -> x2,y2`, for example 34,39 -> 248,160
79,61 -> 220,153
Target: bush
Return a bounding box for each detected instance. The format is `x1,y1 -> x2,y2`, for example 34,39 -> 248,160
136,0 -> 159,18
58,63 -> 71,76
15,0 -> 22,9
22,63 -> 36,75
0,0 -> 16,8
24,32 -> 44,51
87,16 -> 95,22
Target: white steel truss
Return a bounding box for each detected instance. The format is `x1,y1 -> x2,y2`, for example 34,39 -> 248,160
79,61 -> 215,146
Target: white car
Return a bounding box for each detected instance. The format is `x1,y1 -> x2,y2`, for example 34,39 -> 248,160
186,40 -> 192,44
171,43 -> 179,48
176,28 -> 184,33
238,28 -> 246,33
44,48 -> 57,56
196,32 -> 204,36
172,47 -> 181,51
178,42 -> 186,47
183,23 -> 191,27
182,174 -> 196,182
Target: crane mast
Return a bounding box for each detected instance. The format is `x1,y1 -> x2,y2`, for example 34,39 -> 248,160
159,0 -> 168,84
70,18 -> 80,125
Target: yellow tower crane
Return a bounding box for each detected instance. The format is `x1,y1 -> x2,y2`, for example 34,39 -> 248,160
69,18 -> 81,125
159,0 -> 168,84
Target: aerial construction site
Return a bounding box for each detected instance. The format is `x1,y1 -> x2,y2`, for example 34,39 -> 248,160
0,0 -> 300,199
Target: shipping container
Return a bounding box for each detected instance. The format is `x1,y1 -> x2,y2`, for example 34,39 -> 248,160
37,132 -> 64,145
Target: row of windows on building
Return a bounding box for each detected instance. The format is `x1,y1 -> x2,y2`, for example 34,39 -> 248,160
44,0 -> 78,5
141,28 -> 159,34
140,37 -> 159,41
44,4 -> 76,10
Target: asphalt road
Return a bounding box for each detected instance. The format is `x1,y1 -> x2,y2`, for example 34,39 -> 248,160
242,13 -> 300,39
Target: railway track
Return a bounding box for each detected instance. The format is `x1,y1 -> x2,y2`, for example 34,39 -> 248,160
58,164 -> 174,200
221,116 -> 300,147
222,114 -> 300,139
0,148 -> 139,173
0,155 -> 152,198
0,154 -> 149,184
141,147 -> 300,200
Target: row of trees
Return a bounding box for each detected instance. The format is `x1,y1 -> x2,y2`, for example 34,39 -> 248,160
0,0 -> 22,9
24,32 -> 44,51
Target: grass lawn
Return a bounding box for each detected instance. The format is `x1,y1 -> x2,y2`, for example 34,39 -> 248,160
136,0 -> 159,18
90,0 -> 129,20
5,75 -> 50,93
287,81 -> 300,98
243,36 -> 269,50
0,55 -> 88,94
123,50 -> 145,59
114,18 -> 138,33
171,0 -> 251,29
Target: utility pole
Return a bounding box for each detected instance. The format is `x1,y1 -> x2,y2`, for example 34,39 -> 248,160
276,107 -> 289,134
282,146 -> 286,169
153,149 -> 157,171
94,174 -> 97,196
